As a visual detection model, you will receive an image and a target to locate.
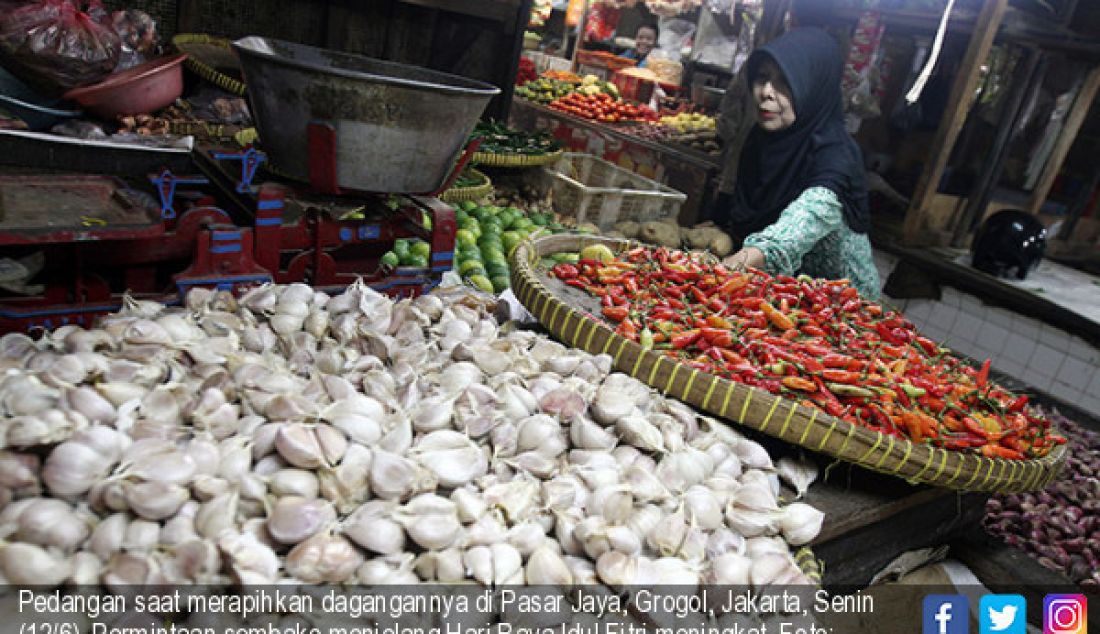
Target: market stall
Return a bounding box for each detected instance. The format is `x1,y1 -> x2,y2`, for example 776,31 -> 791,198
0,0 -> 1098,630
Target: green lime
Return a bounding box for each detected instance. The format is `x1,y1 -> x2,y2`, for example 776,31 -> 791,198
481,218 -> 502,233
459,219 -> 481,238
478,233 -> 503,247
512,218 -> 534,232
501,231 -> 522,253
486,262 -> 510,279
381,251 -> 400,268
459,259 -> 486,276
456,229 -> 477,249
422,212 -> 432,231
498,211 -> 516,230
467,274 -> 494,294
530,213 -> 549,226
478,244 -> 502,260
407,253 -> 429,268
409,240 -> 431,260
393,239 -> 410,259
455,209 -> 469,224
491,275 -> 511,293
459,245 -> 482,261
552,252 -> 580,264
460,200 -> 478,212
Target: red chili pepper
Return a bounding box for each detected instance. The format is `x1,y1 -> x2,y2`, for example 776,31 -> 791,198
601,305 -> 629,322
671,329 -> 702,350
977,358 -> 991,388
760,301 -> 794,331
616,318 -> 638,340
800,324 -> 827,337
551,263 -> 579,279
1007,394 -> 1028,413
981,444 -> 1024,460
700,327 -> 734,349
781,376 -> 817,392
821,369 -> 860,383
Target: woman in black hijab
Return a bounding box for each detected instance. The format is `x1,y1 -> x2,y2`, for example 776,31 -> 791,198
721,28 -> 880,298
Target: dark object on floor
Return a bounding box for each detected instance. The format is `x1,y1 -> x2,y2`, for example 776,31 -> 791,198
883,259 -> 941,300
971,209 -> 1047,280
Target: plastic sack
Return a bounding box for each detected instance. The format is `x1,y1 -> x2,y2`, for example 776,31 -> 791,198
0,0 -> 120,97
657,17 -> 696,53
110,9 -> 157,70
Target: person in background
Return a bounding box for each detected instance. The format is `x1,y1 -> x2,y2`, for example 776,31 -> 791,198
621,23 -> 658,68
719,28 -> 881,299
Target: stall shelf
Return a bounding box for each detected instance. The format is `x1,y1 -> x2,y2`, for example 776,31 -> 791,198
509,98 -> 720,225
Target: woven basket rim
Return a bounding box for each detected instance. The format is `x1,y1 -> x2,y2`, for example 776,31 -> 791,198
472,149 -> 563,168
510,234 -> 1067,493
440,168 -> 492,203
171,34 -> 247,96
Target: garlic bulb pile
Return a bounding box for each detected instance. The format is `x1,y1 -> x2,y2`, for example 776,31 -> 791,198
0,280 -> 823,589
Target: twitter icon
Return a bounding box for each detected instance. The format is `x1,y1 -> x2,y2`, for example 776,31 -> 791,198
981,595 -> 1027,634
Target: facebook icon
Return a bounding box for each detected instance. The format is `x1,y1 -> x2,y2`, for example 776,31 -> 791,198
924,595 -> 970,634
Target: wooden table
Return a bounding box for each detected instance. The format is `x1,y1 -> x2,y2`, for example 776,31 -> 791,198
807,463 -> 988,588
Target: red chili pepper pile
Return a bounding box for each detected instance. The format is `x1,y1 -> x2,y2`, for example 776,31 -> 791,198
549,246 -> 1065,460
549,92 -> 658,123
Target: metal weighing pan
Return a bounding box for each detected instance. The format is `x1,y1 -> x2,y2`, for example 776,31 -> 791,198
232,37 -> 500,194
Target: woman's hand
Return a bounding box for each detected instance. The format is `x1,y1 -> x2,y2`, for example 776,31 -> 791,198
722,247 -> 765,272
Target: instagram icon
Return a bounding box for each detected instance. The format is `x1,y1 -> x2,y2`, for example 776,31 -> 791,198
1045,595 -> 1087,634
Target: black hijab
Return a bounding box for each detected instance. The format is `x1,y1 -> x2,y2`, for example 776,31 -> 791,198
729,28 -> 870,236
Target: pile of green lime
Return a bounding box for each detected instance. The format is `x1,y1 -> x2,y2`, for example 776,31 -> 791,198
452,199 -> 564,294
381,238 -> 432,269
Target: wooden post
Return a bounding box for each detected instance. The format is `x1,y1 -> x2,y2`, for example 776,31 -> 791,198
1025,65 -> 1100,214
949,49 -> 1043,247
901,0 -> 1008,246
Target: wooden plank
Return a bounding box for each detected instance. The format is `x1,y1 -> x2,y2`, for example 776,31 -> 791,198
1026,65 -> 1100,214
385,2 -> 438,67
175,0 -> 201,34
803,464 -> 988,588
325,0 -> 390,57
398,0 -> 519,28
902,0 -> 1009,245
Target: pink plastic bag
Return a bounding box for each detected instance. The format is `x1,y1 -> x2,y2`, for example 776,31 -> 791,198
0,0 -> 120,96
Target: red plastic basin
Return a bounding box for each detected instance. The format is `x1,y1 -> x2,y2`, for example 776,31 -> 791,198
63,54 -> 188,119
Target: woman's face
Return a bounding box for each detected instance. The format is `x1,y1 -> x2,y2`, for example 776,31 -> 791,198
752,58 -> 796,132
635,27 -> 656,57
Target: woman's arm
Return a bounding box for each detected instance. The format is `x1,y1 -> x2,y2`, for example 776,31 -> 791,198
739,187 -> 843,276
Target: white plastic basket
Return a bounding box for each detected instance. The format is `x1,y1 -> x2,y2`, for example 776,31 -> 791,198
543,152 -> 687,229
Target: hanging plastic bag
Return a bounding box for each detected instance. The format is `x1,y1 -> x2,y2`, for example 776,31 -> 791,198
110,9 -> 158,70
0,0 -> 120,97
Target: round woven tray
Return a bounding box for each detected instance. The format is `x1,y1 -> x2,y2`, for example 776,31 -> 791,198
472,149 -> 563,168
440,169 -> 492,204
171,34 -> 247,96
511,234 -> 1067,493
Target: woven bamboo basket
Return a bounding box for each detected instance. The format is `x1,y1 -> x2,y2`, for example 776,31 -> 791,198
511,234 -> 1067,493
440,169 -> 492,204
472,149 -> 563,168
171,34 -> 247,96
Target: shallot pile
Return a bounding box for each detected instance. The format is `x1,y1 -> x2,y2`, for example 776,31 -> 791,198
984,411 -> 1100,587
0,280 -> 825,591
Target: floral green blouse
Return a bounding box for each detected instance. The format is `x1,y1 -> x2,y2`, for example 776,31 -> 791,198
743,186 -> 881,299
